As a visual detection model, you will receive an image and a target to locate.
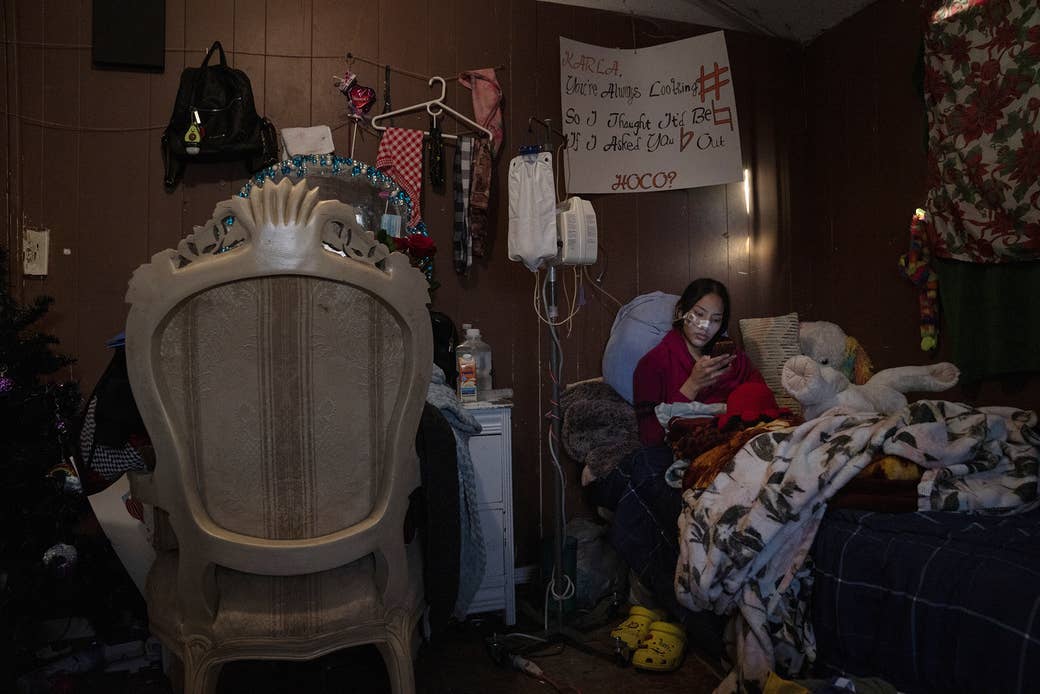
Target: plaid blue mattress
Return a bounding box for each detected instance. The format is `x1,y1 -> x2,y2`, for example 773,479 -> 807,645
811,508 -> 1040,693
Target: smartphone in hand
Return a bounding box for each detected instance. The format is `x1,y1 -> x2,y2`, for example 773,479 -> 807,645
712,338 -> 737,357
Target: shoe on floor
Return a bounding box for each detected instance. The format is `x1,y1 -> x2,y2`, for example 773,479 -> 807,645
632,620 -> 686,672
609,605 -> 666,651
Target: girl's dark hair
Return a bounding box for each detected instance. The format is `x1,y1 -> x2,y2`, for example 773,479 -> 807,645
672,278 -> 731,351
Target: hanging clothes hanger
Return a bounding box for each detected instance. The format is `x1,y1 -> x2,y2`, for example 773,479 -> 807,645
528,116 -> 566,143
371,76 -> 493,142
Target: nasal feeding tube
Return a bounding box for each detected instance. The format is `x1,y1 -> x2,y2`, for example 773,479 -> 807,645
683,311 -> 712,330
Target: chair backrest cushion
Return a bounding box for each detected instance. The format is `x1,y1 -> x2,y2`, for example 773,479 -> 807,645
158,275 -> 404,539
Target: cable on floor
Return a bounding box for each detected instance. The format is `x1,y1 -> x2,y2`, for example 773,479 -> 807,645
510,654 -> 583,694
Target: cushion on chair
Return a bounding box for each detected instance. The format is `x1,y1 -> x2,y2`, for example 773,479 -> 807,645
602,292 -> 680,404
738,313 -> 802,412
148,550 -> 388,640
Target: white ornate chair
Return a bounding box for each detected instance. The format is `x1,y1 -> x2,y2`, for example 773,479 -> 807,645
125,178 -> 432,693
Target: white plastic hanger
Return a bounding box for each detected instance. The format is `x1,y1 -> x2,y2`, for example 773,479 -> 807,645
371,76 -> 493,142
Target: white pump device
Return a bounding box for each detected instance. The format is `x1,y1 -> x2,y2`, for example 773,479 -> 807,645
553,197 -> 598,266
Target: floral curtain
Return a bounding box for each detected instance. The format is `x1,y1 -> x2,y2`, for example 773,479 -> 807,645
922,0 -> 1040,262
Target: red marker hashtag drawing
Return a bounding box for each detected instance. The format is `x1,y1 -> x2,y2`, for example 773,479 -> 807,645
697,63 -> 730,103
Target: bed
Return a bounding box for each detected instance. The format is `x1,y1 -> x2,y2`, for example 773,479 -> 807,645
577,406 -> 1040,693
567,306 -> 1040,692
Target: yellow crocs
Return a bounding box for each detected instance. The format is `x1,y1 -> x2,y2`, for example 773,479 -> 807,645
632,620 -> 686,672
609,605 -> 667,651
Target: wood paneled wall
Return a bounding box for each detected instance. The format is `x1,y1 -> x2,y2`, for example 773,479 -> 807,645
800,0 -> 1040,412
3,0 -> 800,565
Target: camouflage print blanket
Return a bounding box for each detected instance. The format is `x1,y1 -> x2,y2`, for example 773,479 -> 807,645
675,400 -> 1040,693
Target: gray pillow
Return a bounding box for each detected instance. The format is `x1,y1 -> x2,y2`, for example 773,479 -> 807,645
601,291 -> 680,404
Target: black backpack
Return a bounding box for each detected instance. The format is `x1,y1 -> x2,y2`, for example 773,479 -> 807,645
429,310 -> 459,389
161,41 -> 278,188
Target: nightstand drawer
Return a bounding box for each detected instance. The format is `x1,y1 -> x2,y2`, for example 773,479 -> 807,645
470,433 -> 505,505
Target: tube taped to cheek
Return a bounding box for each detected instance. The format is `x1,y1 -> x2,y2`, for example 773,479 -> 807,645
684,311 -> 711,330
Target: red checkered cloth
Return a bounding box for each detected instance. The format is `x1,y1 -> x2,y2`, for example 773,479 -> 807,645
376,127 -> 424,227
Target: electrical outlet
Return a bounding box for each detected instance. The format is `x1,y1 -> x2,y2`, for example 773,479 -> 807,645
23,227 -> 49,276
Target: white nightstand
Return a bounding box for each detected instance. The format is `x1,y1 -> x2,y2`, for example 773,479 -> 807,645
462,399 -> 515,625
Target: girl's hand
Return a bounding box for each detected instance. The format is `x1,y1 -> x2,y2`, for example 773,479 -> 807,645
680,354 -> 736,400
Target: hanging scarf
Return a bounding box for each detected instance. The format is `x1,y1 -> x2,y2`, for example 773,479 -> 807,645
458,69 -> 503,156
454,136 -> 473,274
469,141 -> 492,258
459,69 -> 504,258
428,119 -> 446,190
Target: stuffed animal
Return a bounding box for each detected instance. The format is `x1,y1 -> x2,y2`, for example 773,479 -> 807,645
798,321 -> 874,385
781,354 -> 960,420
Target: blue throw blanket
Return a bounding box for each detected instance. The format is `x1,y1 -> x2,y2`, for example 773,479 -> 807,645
813,508 -> 1040,694
426,365 -> 485,619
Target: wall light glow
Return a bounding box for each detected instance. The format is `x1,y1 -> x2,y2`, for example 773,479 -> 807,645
743,168 -> 751,215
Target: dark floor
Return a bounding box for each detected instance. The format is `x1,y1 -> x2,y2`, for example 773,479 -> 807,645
52,606 -> 724,693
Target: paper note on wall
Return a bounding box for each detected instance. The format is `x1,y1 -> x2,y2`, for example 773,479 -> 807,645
559,33 -> 743,194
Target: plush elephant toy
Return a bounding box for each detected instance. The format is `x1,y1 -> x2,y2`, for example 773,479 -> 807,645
782,354 -> 960,420
798,321 -> 874,385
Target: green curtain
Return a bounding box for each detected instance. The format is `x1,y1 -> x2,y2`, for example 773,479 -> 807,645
934,257 -> 1040,381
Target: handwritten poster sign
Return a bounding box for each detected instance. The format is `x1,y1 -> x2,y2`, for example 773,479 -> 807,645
560,33 -> 742,194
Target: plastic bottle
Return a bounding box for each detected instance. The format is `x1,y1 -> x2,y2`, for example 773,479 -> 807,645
457,327 -> 492,401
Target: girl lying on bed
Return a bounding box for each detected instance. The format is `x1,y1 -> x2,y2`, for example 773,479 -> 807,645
632,278 -> 765,447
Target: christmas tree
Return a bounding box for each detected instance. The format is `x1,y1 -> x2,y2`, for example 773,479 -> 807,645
0,247 -> 89,676
1,249 -> 154,689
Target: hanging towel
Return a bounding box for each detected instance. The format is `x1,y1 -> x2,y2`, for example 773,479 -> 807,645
454,136 -> 474,275
376,127 -> 425,227
458,68 -> 503,156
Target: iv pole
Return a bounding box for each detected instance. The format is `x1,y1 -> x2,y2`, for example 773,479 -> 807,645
495,117 -> 622,670
512,117 -> 603,645
534,116 -> 569,632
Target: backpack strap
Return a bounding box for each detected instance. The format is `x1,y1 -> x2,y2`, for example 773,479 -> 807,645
186,41 -> 228,124
200,41 -> 227,69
